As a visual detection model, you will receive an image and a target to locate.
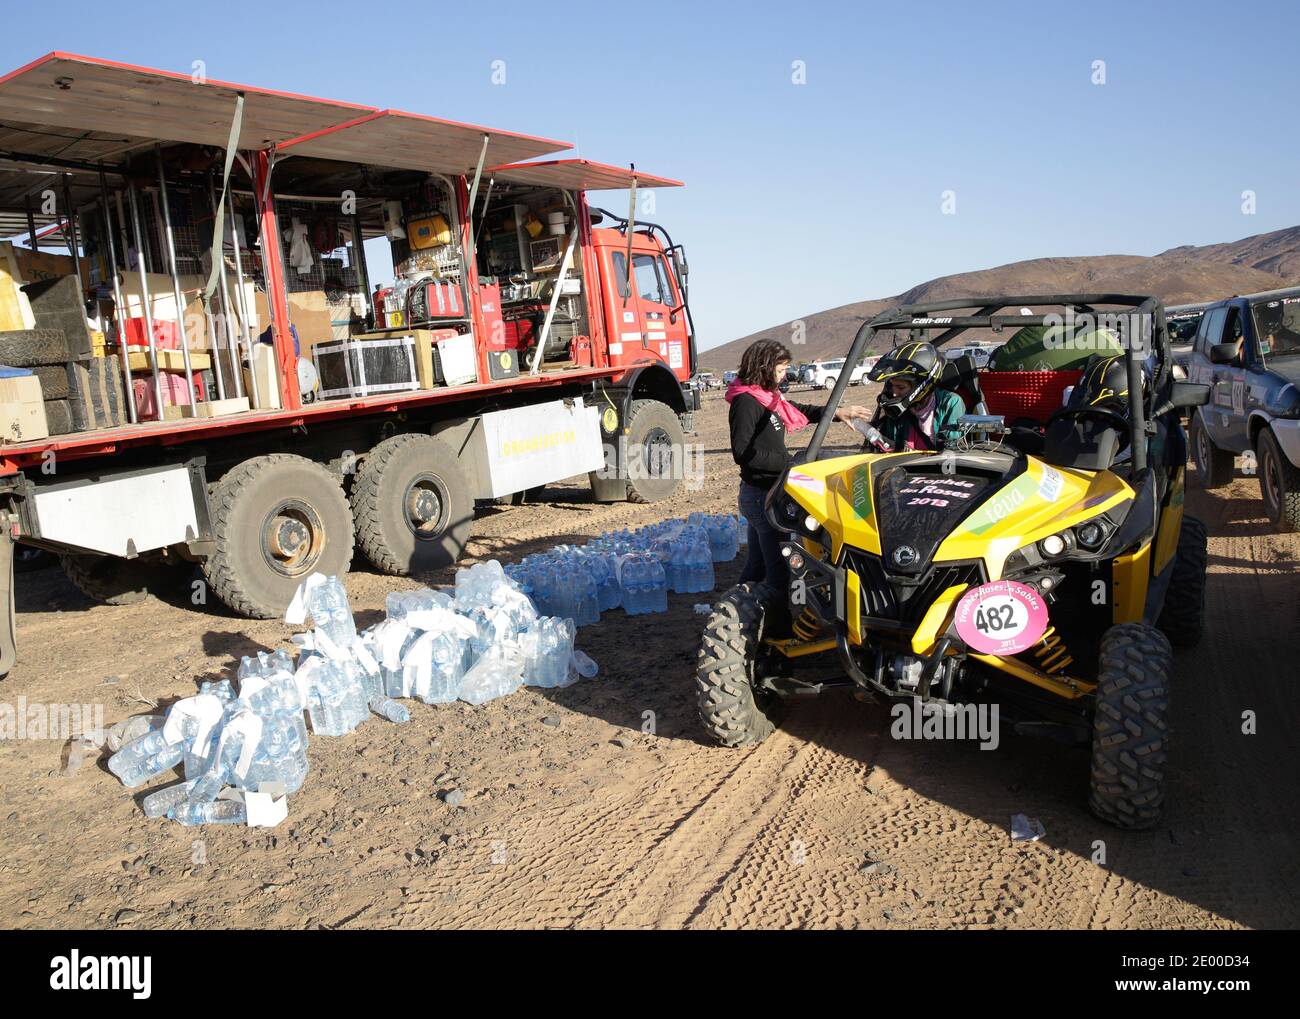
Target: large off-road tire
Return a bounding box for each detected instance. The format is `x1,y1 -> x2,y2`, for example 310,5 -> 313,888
202,454 -> 354,619
1190,412 -> 1234,489
0,328 -> 70,368
624,399 -> 685,504
696,583 -> 785,747
1256,427 -> 1300,533
1088,623 -> 1173,830
32,365 -> 70,400
60,553 -> 177,606
351,434 -> 472,576
1156,515 -> 1207,648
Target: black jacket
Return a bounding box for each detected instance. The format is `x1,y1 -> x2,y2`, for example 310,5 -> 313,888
729,392 -> 825,489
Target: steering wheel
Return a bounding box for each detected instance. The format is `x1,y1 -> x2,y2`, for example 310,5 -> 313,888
1046,404 -> 1131,434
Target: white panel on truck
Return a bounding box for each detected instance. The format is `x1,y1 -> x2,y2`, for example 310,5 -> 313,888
32,464 -> 201,556
468,397 -> 605,499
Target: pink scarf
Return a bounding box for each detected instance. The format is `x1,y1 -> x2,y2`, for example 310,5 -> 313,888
725,380 -> 810,432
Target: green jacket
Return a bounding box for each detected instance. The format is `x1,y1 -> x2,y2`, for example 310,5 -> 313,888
875,388 -> 965,451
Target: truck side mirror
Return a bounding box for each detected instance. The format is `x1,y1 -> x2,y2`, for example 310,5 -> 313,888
1210,342 -> 1240,365
673,250 -> 688,278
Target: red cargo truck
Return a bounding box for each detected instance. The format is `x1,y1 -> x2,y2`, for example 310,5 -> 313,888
0,53 -> 700,676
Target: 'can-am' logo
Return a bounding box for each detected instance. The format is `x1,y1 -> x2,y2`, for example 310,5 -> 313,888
891,545 -> 918,567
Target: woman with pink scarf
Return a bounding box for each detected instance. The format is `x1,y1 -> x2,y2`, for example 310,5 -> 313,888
726,340 -> 869,604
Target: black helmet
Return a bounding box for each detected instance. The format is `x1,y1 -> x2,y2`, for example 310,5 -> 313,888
867,341 -> 942,417
1069,353 -> 1142,416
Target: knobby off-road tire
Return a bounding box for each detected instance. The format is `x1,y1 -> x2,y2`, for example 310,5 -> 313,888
1190,412 -> 1234,490
1257,427 -> 1300,533
202,454 -> 354,619
696,582 -> 784,747
624,399 -> 685,504
60,554 -> 178,606
1156,515 -> 1207,648
351,434 -> 472,575
0,328 -> 70,368
1089,623 -> 1173,830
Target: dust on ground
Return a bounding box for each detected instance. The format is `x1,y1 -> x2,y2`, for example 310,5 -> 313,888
1,385 -> 1297,929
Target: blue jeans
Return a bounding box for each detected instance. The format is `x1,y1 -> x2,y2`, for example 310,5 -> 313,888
737,482 -> 788,595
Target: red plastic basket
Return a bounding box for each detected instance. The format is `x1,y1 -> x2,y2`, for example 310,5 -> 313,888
979,370 -> 1082,425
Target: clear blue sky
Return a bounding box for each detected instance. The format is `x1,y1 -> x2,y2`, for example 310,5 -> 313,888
4,0 -> 1297,352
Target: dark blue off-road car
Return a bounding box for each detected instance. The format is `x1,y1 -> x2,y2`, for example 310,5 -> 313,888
1184,287 -> 1300,531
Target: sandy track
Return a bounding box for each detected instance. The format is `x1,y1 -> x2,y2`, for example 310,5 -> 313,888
0,387 -> 1296,929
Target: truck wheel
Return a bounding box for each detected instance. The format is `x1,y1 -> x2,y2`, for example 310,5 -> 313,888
203,454 -> 354,618
351,434 -> 472,575
1257,428 -> 1300,533
1190,413 -> 1234,489
1088,623 -> 1172,830
60,554 -> 175,606
624,398 -> 684,504
1156,515 -> 1207,648
696,583 -> 784,747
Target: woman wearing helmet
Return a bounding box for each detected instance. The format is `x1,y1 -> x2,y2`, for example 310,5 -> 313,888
866,341 -> 965,451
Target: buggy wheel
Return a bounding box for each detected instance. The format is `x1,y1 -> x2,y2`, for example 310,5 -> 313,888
1156,515 -> 1207,648
696,583 -> 785,747
1257,427 -> 1300,533
1088,623 -> 1172,830
1190,413 -> 1234,489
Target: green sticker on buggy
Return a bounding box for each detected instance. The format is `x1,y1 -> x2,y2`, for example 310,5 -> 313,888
961,471 -> 1039,536
849,465 -> 873,520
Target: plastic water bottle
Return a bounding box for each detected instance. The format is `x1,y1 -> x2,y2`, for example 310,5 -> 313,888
105,713 -> 166,754
293,575 -> 357,648
520,617 -> 576,688
459,648 -> 525,704
108,729 -> 184,788
369,696 -> 410,723
620,556 -> 642,615
571,649 -> 599,679
645,556 -> 668,612
142,780 -> 196,819
170,798 -> 247,826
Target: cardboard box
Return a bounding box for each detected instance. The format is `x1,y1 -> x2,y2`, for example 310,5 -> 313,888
0,375 -> 50,443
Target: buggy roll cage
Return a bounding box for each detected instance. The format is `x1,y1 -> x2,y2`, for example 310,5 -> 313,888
805,294 -> 1170,474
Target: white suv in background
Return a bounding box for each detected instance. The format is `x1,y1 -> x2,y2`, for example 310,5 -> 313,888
803,358 -> 869,389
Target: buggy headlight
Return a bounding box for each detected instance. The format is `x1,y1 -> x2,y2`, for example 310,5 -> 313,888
1076,521 -> 1106,550
1039,533 -> 1067,557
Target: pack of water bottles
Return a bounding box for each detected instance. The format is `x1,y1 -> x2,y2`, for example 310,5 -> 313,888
506,512 -> 744,622
106,565 -> 598,827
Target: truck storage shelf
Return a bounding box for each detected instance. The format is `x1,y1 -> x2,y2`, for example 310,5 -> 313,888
0,363 -> 621,475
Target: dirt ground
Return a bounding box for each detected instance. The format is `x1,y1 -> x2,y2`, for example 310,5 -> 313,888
1,384 -> 1297,930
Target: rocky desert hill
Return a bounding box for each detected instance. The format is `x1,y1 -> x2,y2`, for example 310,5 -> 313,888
701,225 -> 1300,368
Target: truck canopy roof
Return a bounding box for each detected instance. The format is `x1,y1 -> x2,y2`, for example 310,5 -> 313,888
486,159 -> 682,190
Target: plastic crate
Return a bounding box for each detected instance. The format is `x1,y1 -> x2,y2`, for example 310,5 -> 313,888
980,369 -> 1082,425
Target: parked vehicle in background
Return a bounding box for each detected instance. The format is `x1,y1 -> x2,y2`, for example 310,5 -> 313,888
697,372 -> 720,391
943,345 -> 992,369
1184,287 -> 1300,531
803,357 -> 866,390
723,370 -> 738,386
1167,303 -> 1210,380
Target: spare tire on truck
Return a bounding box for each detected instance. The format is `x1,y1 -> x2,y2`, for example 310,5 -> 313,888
202,454 -> 354,619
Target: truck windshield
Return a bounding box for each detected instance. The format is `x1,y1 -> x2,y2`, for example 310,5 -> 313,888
1251,297 -> 1300,362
